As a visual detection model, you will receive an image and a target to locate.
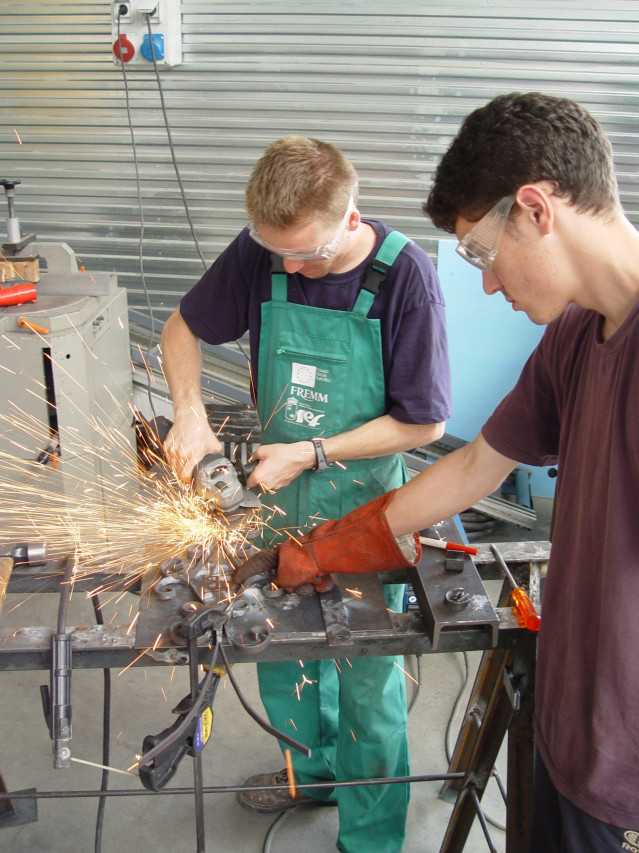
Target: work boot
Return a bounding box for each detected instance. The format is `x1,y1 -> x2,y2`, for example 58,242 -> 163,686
238,768 -> 330,812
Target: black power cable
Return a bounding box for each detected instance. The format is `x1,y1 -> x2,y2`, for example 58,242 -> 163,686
116,9 -> 158,421
90,593 -> 110,853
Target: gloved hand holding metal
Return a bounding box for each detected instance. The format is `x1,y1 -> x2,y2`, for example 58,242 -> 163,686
234,490 -> 421,592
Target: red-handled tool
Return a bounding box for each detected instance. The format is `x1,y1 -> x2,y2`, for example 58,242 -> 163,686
419,535 -> 478,556
491,543 -> 540,631
0,281 -> 36,307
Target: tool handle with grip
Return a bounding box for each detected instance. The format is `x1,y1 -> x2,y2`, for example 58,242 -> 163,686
510,587 -> 541,632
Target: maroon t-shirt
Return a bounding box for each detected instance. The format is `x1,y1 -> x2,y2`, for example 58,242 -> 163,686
483,300 -> 639,826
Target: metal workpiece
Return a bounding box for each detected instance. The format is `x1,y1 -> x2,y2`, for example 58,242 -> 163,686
410,523 -> 500,651
0,564 -> 525,672
0,521 -> 550,669
0,531 -> 548,671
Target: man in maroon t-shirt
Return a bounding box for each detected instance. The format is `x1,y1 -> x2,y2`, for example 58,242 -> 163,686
243,94 -> 639,851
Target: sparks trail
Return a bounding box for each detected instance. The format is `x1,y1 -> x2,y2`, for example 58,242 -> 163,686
0,374 -> 265,600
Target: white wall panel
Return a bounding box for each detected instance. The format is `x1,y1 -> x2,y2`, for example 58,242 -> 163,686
1,1 -> 638,318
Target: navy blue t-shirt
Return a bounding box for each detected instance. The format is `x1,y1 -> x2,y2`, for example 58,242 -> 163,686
180,219 -> 452,426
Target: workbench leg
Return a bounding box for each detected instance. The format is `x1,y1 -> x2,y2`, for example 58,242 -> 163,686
506,631 -> 536,852
0,770 -> 38,829
439,646 -> 512,803
438,650 -> 515,853
438,630 -> 536,853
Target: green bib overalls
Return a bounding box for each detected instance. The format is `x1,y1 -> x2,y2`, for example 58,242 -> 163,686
255,233 -> 411,853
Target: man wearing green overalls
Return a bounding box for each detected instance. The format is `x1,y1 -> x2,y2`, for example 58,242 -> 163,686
161,136 -> 452,852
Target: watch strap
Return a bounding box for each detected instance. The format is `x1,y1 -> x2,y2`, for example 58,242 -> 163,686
311,437 -> 332,471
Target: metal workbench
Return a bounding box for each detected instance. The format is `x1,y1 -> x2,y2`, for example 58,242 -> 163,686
0,523 -> 549,853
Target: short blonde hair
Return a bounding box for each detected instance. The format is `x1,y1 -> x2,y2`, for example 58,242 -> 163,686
246,136 -> 358,229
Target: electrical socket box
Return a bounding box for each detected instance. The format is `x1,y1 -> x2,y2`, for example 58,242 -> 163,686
112,0 -> 182,67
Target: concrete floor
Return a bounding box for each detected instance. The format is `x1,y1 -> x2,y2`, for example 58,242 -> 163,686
0,498 -> 552,853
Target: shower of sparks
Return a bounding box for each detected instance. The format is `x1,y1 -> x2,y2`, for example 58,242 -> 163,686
0,346 -> 265,606
293,673 -> 318,701
13,128 -> 22,144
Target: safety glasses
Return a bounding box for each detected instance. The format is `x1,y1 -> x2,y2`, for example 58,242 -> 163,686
456,195 -> 516,272
248,190 -> 355,261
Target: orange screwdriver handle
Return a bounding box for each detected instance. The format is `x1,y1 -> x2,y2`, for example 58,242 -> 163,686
511,587 -> 541,632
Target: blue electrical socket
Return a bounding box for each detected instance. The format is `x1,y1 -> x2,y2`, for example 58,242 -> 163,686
140,33 -> 165,62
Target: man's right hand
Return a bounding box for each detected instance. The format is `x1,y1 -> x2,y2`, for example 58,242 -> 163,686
164,410 -> 223,482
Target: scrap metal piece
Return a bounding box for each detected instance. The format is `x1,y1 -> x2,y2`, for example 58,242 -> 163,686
228,623 -> 272,653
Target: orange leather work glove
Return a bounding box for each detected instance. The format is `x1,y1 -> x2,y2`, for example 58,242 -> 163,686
233,490 -> 421,592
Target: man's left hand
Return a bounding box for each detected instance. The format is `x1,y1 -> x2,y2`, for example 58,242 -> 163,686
234,548 -> 279,585
232,491 -> 421,593
247,441 -> 316,490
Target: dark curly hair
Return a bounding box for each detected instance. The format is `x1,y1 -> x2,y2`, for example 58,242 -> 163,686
424,92 -> 619,233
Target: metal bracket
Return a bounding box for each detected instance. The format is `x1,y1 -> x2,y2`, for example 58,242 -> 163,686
410,523 -> 500,650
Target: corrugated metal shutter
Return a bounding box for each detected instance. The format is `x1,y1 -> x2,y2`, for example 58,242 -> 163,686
2,1 -> 638,320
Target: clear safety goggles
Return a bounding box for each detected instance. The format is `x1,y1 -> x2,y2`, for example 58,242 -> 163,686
456,195 -> 516,272
248,190 -> 355,261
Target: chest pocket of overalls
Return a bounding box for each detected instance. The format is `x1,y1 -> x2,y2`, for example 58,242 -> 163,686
267,323 -> 352,442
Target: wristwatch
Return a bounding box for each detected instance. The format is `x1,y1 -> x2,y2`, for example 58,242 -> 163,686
311,437 -> 332,471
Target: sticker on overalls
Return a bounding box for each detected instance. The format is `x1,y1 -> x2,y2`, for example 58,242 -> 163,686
291,362 -> 317,387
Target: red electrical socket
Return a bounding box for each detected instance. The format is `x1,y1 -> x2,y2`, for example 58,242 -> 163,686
113,34 -> 135,62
